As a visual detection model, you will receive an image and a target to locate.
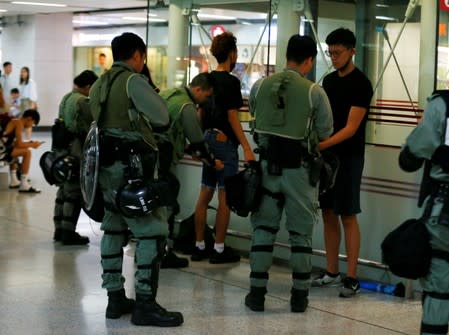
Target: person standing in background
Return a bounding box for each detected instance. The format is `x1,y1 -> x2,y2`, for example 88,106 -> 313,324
19,66 -> 38,140
312,28 -> 373,298
192,31 -> 256,264
0,62 -> 14,105
52,70 -> 98,245
19,66 -> 38,110
93,52 -> 108,76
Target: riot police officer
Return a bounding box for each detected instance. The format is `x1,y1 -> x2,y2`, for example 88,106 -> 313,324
399,92 -> 449,335
158,72 -> 223,268
52,70 -> 98,245
88,32 -> 183,327
245,35 -> 333,313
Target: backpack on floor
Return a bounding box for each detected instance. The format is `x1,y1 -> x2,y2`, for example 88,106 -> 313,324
173,212 -> 215,255
381,217 -> 432,279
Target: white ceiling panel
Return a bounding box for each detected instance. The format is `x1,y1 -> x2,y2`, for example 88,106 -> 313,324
0,0 -> 150,16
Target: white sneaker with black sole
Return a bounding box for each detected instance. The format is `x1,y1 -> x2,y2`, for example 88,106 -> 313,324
311,272 -> 342,287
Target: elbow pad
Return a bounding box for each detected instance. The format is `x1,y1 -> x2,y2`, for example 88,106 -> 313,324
188,142 -> 215,167
399,146 -> 424,172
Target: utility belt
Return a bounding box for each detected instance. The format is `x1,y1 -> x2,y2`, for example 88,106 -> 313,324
431,182 -> 449,227
259,135 -> 307,176
99,134 -> 156,168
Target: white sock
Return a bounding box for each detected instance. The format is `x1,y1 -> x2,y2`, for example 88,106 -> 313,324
10,170 -> 19,185
214,243 -> 224,253
195,240 -> 206,250
20,174 -> 31,189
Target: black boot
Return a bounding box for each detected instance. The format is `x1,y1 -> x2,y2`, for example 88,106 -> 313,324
245,286 -> 267,312
160,250 -> 189,269
106,289 -> 135,319
131,293 -> 184,327
290,288 -> 308,313
61,230 -> 89,245
53,228 -> 62,242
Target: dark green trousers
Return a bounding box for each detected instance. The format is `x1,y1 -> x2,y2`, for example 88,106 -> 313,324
249,160 -> 319,291
53,180 -> 82,232
99,161 -> 168,295
420,196 -> 449,335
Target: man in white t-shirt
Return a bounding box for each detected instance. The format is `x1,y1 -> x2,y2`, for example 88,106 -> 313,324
0,62 -> 14,104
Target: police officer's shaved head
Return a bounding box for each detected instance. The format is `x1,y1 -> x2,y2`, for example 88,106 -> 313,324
190,72 -> 214,91
74,70 -> 98,88
286,35 -> 317,64
111,32 -> 146,61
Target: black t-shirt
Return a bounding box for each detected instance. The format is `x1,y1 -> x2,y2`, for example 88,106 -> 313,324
203,70 -> 243,145
323,67 -> 373,155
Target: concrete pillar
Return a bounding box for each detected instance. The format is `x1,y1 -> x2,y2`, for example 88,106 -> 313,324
275,0 -> 302,72
418,1 -> 437,108
167,0 -> 190,88
1,13 -> 73,126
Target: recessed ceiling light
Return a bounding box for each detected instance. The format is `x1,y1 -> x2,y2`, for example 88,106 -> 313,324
0,9 -> 7,12
12,1 -> 67,7
375,15 -> 396,21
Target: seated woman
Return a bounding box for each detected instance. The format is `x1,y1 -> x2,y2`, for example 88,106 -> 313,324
2,109 -> 42,193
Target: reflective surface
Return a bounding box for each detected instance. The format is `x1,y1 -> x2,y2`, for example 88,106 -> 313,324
0,132 -> 422,335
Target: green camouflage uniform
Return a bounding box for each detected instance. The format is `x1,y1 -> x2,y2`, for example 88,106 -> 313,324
89,62 -> 170,295
403,93 -> 449,335
53,90 -> 91,233
249,69 -> 333,291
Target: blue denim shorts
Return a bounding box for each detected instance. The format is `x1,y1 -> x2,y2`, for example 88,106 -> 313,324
201,130 -> 239,189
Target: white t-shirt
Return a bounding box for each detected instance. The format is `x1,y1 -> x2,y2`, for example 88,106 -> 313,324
20,79 -> 38,102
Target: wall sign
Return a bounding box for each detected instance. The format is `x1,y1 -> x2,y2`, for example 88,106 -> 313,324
440,0 -> 449,11
210,25 -> 225,38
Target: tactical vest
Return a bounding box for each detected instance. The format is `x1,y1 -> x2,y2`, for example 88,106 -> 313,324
159,87 -> 193,164
58,91 -> 87,133
90,66 -> 157,149
254,70 -> 315,140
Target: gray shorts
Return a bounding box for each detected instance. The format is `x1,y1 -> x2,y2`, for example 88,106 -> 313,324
319,155 -> 364,216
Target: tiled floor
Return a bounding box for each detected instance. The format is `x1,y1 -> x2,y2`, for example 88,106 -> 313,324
0,132 -> 423,335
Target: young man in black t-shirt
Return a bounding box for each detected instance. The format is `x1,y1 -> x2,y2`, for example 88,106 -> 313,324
313,28 -> 373,297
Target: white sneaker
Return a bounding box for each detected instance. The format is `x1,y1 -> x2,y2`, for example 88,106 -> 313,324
311,272 -> 342,287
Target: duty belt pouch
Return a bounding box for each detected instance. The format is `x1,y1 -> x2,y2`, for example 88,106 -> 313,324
437,184 -> 449,227
51,118 -> 74,151
309,155 -> 323,187
266,135 -> 302,175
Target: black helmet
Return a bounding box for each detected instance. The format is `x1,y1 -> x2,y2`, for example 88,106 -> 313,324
115,180 -> 160,218
52,155 -> 79,184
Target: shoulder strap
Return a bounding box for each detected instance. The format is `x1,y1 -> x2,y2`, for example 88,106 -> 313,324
431,90 -> 449,145
98,68 -> 126,127
432,90 -> 449,117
